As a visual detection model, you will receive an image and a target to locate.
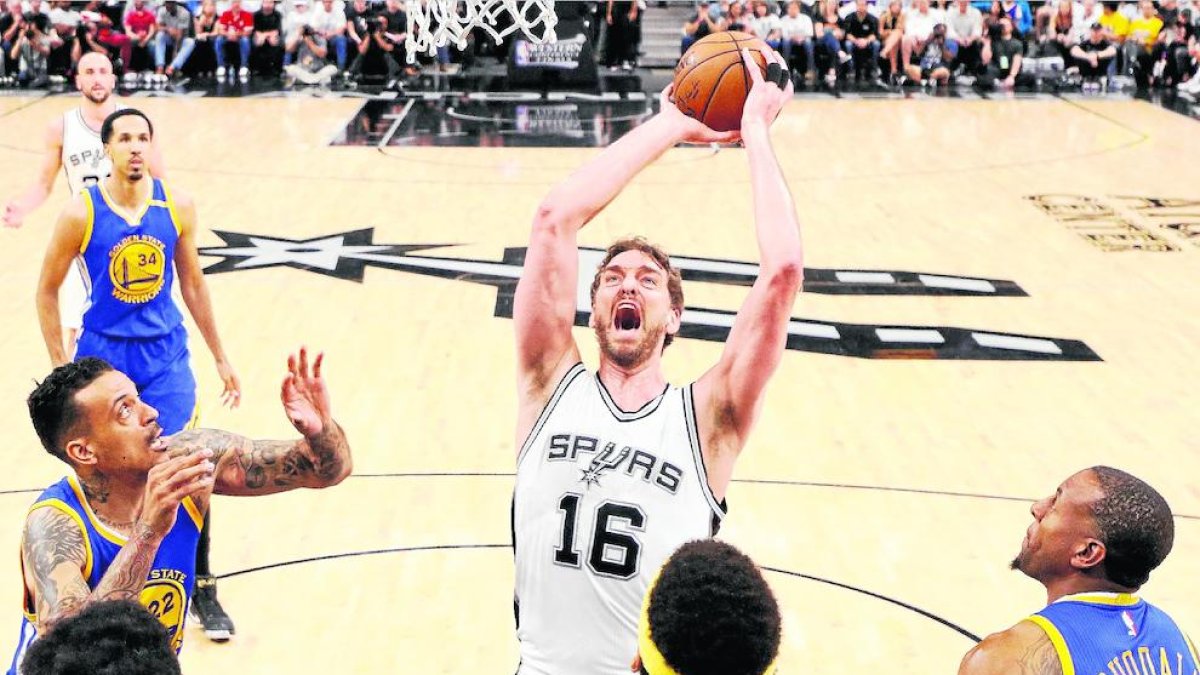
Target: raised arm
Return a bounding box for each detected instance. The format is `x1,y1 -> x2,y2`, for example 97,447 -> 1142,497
171,187 -> 239,407
164,348 -> 351,501
694,49 -> 801,497
3,116 -> 64,228
513,86 -> 738,443
958,622 -> 1063,675
36,195 -> 89,366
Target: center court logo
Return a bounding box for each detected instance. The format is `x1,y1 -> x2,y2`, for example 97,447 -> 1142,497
109,234 -> 167,303
198,228 -> 1100,362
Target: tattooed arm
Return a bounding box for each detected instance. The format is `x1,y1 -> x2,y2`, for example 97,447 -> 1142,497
167,423 -> 351,500
21,508 -> 92,632
958,621 -> 1064,675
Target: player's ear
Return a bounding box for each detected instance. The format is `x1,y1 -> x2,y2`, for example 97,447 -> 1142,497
1071,537 -> 1106,572
665,305 -> 682,337
64,437 -> 97,466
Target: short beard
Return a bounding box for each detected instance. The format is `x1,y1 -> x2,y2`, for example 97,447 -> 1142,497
595,322 -> 664,369
1009,555 -> 1022,571
127,171 -> 144,181
84,89 -> 110,105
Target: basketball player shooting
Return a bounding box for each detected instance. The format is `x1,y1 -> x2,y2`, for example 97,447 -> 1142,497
511,48 -> 799,675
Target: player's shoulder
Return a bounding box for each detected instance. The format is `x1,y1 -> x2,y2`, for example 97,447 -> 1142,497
958,620 -> 1062,675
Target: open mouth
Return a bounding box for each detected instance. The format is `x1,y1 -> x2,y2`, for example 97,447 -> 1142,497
148,427 -> 166,451
613,302 -> 642,332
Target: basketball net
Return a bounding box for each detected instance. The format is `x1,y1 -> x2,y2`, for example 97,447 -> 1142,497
404,0 -> 558,63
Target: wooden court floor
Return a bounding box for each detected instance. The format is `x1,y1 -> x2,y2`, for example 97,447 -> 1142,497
0,93 -> 1197,673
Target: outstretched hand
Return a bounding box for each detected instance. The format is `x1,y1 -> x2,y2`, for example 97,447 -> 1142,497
281,347 -> 330,438
740,47 -> 794,131
658,83 -> 743,145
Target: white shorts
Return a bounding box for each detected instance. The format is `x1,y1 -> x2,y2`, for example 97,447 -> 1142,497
60,258 -> 88,331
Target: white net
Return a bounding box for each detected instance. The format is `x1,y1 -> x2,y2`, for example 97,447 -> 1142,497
404,0 -> 558,63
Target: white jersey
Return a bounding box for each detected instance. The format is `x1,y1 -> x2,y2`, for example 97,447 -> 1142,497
61,106 -> 117,195
513,363 -> 726,675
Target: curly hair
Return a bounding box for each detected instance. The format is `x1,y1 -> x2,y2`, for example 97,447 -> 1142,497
589,237 -> 685,349
1088,466 -> 1175,589
27,358 -> 113,463
646,540 -> 781,675
21,599 -> 181,675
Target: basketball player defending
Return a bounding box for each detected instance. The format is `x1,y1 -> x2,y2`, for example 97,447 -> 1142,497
7,347 -> 351,675
512,49 -> 798,675
3,52 -> 167,356
959,467 -> 1198,675
34,109 -> 242,641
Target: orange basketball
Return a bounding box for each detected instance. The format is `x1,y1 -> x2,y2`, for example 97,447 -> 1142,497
672,31 -> 770,133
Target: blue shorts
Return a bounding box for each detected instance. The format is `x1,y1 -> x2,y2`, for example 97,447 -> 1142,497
75,324 -> 197,434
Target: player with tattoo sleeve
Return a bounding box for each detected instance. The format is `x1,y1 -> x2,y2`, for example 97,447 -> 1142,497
6,347 -> 351,674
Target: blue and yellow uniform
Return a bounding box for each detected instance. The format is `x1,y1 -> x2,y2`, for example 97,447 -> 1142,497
6,476 -> 203,675
1027,592 -> 1199,675
74,178 -> 197,434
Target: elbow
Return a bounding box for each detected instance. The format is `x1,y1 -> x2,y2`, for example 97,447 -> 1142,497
531,201 -> 581,240
323,454 -> 353,488
767,257 -> 804,292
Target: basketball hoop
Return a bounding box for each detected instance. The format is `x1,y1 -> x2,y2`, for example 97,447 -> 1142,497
404,0 -> 558,63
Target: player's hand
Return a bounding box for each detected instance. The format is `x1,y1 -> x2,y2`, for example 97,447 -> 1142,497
137,450 -> 215,539
3,200 -> 28,228
216,359 -> 241,409
281,347 -> 330,438
658,83 -> 742,145
740,47 -> 793,132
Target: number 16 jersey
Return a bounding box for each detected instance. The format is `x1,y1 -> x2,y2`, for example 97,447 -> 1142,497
513,363 -> 726,675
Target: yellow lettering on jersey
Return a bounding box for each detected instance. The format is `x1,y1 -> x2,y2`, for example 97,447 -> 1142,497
140,574 -> 187,652
107,234 -> 167,304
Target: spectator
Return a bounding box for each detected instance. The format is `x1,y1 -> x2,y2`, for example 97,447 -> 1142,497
121,0 -> 155,79
813,0 -> 851,84
1038,0 -> 1078,57
190,0 -> 219,75
780,0 -> 816,82
9,9 -> 54,86
215,0 -> 252,79
1177,28 -> 1199,92
155,0 -> 194,80
1071,20 -> 1117,86
979,15 -> 1032,87
905,19 -> 953,83
94,5 -> 133,68
282,0 -> 311,65
48,0 -> 79,77
20,600 -> 181,675
1149,18 -> 1190,84
347,0 -> 399,82
681,1 -> 720,54
945,0 -> 982,74
998,0 -> 1032,35
1,0 -> 21,78
378,0 -> 413,77
310,0 -> 347,71
252,0 -> 282,75
1158,0 -> 1180,27
841,0 -> 880,80
343,0 -> 372,74
1072,0 -> 1103,41
283,19 -> 336,83
724,0 -> 748,30
1098,0 -> 1130,73
1126,0 -> 1162,82
748,0 -> 784,50
901,0 -> 938,78
604,0 -> 638,70
878,0 -> 904,78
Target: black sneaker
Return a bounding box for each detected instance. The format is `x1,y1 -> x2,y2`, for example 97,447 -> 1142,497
190,576 -> 235,642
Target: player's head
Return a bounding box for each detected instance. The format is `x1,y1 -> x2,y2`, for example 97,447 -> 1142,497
21,599 -> 181,675
785,1 -> 799,16
28,358 -> 166,472
753,1 -> 768,17
1089,21 -> 1105,40
589,237 -> 684,369
101,108 -> 154,182
635,540 -> 781,675
75,51 -> 115,105
855,0 -> 868,13
1011,467 -> 1175,592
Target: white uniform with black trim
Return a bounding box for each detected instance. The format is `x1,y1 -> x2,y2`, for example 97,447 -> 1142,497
513,363 -> 725,675
58,106 -> 120,330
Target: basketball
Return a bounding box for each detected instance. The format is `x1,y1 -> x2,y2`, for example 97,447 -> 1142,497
672,31 -> 770,133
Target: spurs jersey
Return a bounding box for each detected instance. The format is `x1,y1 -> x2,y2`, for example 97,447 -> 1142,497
513,363 -> 726,675
58,105 -> 122,329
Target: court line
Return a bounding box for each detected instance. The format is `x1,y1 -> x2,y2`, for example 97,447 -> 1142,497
762,567 -> 982,642
208,542 -> 983,644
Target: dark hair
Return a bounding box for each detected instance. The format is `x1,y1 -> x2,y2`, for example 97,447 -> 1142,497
589,237 -> 685,349
21,599 -> 181,675
1088,466 -> 1175,589
647,540 -> 781,675
27,358 -> 113,463
100,108 -> 154,145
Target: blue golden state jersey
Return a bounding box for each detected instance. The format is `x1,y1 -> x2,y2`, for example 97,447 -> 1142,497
7,475 -> 203,675
1028,593 -> 1199,675
78,178 -> 184,338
